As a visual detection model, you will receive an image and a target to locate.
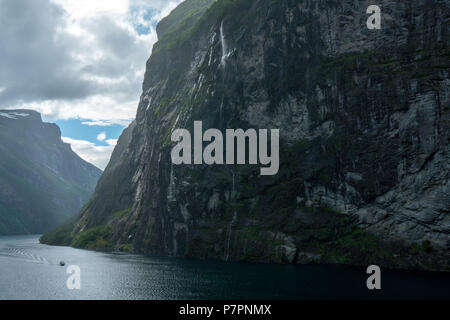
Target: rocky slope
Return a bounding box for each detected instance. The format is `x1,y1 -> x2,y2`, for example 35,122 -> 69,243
42,0 -> 449,270
0,110 -> 102,234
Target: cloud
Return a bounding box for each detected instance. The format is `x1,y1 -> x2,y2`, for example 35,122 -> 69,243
62,136 -> 117,170
0,0 -> 93,103
81,120 -> 124,127
51,0 -> 129,19
97,131 -> 106,142
0,0 -> 183,125
0,0 -> 184,169
106,139 -> 118,146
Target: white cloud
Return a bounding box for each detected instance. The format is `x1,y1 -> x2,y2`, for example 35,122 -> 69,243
51,0 -> 130,19
97,131 -> 106,142
106,139 -> 118,146
81,120 -> 123,127
62,137 -> 117,170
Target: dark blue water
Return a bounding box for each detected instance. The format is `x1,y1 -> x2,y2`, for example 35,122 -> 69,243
0,235 -> 448,300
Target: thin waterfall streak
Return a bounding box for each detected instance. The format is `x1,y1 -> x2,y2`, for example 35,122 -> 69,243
225,170 -> 237,261
219,97 -> 224,123
220,20 -> 228,68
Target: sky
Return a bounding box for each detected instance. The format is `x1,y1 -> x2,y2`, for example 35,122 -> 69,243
0,0 -> 184,169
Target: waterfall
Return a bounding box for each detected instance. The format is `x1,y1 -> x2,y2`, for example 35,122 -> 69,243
220,20 -> 236,261
225,170 -> 237,261
220,20 -> 228,69
219,97 -> 224,122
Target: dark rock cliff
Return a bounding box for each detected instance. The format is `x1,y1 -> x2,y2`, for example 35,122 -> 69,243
42,0 -> 449,270
0,109 -> 102,234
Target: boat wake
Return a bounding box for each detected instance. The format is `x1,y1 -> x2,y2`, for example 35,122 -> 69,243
0,246 -> 52,265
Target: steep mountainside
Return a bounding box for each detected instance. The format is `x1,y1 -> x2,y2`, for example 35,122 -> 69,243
42,0 -> 449,270
0,110 -> 102,234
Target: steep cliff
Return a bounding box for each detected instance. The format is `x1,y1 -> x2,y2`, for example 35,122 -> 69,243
42,0 -> 449,270
0,110 -> 102,234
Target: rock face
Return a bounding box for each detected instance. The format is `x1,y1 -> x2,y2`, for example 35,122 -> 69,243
0,110 -> 102,234
42,0 -> 449,270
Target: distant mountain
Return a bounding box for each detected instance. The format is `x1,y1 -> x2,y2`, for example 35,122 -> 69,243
0,109 -> 102,234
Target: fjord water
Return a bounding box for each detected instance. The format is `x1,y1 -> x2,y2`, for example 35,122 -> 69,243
0,235 -> 448,300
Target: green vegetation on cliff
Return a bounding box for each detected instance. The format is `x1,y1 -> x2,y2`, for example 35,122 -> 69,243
71,225 -> 112,251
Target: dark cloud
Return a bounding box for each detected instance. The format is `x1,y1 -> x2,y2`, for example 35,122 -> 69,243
0,0 -> 95,105
90,16 -> 140,59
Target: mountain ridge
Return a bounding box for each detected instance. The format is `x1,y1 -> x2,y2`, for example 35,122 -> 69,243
0,109 -> 102,234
